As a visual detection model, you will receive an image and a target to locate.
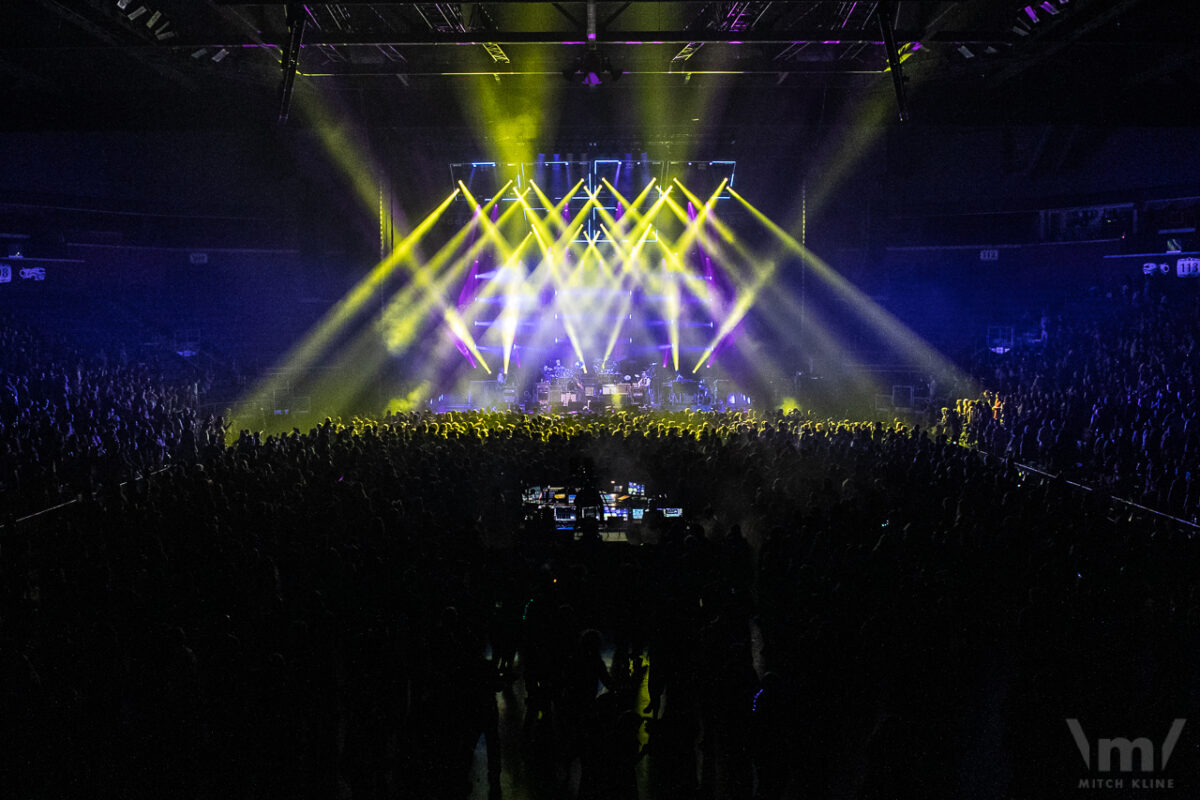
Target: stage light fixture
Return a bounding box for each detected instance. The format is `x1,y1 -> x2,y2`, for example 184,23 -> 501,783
116,0 -> 131,8
562,50 -> 622,86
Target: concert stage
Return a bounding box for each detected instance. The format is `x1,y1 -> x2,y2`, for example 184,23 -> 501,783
438,360 -> 754,414
396,159 -> 763,413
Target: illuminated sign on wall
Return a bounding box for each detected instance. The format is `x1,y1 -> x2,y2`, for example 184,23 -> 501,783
0,264 -> 47,282
1143,258 -> 1199,277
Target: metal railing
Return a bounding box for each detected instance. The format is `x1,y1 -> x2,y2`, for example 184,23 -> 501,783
1,466 -> 175,533
969,446 -> 1199,532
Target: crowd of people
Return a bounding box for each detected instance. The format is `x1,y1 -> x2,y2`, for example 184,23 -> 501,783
0,316 -> 228,520
2,278 -> 1199,799
956,276 -> 1200,522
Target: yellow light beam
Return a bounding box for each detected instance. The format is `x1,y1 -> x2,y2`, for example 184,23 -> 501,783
669,178 -> 729,261
596,182 -> 724,366
648,185 -> 794,380
728,186 -> 971,384
380,193 -> 529,355
599,178 -> 659,238
459,181 -> 528,263
658,180 -> 733,333
664,195 -> 879,397
527,179 -> 587,235
260,191 -> 522,421
588,195 -> 688,364
598,191 -> 710,302
499,233 -> 535,372
598,181 -> 706,291
654,236 -> 717,314
297,90 -> 394,224
601,283 -> 637,364
232,187 -> 461,426
444,307 -> 491,373
515,188 -> 596,274
514,188 -> 607,367
520,218 -> 633,367
632,186 -> 862,393
590,186 -> 675,272
454,194 -> 605,377
691,259 -> 777,373
294,187 -> 461,363
664,270 -> 682,371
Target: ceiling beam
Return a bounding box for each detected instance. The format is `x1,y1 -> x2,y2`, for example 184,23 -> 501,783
2,29 -> 931,49
209,0 -> 965,4
296,61 -> 887,77
12,27 -> 1178,49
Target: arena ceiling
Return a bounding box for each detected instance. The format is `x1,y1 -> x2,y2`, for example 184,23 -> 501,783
2,0 -> 1197,133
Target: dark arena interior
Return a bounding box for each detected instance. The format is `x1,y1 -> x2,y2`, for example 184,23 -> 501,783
5,1 -> 1200,797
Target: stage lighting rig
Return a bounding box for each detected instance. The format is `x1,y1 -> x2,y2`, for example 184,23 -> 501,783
562,50 -> 622,87
561,0 -> 622,86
